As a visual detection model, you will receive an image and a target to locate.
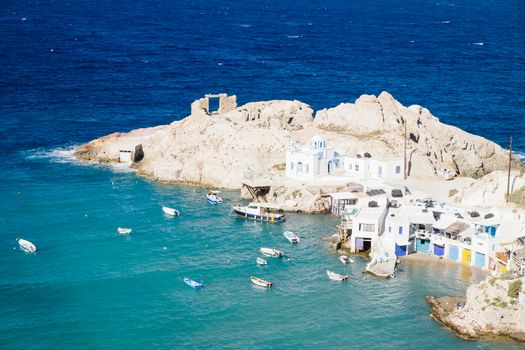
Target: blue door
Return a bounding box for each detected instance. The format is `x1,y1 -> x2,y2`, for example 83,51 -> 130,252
475,252 -> 486,268
433,244 -> 444,256
395,244 -> 407,257
449,245 -> 459,261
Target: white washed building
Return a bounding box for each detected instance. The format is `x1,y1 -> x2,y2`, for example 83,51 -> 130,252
285,135 -> 343,180
344,155 -> 404,182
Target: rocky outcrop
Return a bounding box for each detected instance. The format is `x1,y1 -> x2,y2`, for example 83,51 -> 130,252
314,92 -> 509,178
74,92 -> 513,189
427,275 -> 525,343
452,171 -> 525,207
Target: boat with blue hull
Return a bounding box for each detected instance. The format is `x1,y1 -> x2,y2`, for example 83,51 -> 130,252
232,202 -> 286,223
207,191 -> 223,204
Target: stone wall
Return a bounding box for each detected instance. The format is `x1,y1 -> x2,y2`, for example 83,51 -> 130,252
190,93 -> 238,117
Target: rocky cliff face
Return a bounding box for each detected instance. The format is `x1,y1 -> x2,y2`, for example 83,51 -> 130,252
427,275 -> 525,342
314,92 -> 508,178
74,92 -> 512,189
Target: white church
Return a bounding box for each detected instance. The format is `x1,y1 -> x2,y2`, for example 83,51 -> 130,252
285,135 -> 404,182
285,135 -> 343,180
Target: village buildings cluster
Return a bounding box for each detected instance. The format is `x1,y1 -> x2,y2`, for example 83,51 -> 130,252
285,136 -> 525,276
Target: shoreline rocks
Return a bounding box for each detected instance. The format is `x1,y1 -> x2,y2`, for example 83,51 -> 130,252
427,275 -> 525,343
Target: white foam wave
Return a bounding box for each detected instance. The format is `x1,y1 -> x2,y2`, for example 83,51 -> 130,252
287,35 -> 300,39
239,24 -> 252,28
471,42 -> 484,46
513,151 -> 525,161
23,146 -> 137,173
24,145 -> 81,165
439,20 -> 451,24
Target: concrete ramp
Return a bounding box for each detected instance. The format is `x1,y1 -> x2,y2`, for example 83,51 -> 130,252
365,256 -> 397,278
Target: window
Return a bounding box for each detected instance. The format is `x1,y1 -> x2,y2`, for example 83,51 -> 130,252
348,163 -> 352,171
297,162 -> 303,173
388,226 -> 391,233
399,226 -> 403,235
359,223 -> 375,232
290,162 -> 294,170
395,166 -> 401,174
305,164 -> 309,173
355,164 -> 360,171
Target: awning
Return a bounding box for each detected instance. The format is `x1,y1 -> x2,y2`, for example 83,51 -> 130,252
328,192 -> 358,200
446,221 -> 471,235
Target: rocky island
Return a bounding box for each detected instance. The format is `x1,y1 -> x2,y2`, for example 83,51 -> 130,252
74,92 -> 525,213
74,92 -> 512,187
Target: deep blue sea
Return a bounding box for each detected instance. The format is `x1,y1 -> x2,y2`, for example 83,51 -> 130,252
1,0 -> 525,348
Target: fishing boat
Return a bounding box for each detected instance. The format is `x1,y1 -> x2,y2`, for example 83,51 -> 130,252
183,278 -> 203,289
326,270 -> 348,281
339,255 -> 354,264
117,227 -> 132,234
251,276 -> 272,288
283,231 -> 300,244
232,202 -> 285,223
16,238 -> 36,253
207,191 -> 223,204
256,257 -> 268,265
162,206 -> 180,216
260,247 -> 284,258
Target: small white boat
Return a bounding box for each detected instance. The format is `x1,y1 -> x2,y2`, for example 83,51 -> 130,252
339,255 -> 354,264
260,247 -> 284,258
117,227 -> 132,234
162,206 -> 180,216
17,238 -> 36,253
326,270 -> 348,281
251,276 -> 272,288
283,231 -> 300,244
183,278 -> 203,289
256,257 -> 268,265
207,191 -> 223,204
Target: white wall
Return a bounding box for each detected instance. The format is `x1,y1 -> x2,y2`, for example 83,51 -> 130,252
343,157 -> 403,181
286,151 -> 317,180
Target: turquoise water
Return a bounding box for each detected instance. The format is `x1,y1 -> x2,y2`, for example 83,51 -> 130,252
1,152 -> 522,349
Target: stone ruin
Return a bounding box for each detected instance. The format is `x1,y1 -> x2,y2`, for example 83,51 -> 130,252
191,93 -> 237,117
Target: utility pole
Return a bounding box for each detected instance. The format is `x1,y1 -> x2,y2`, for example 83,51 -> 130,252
506,136 -> 512,203
404,121 -> 407,180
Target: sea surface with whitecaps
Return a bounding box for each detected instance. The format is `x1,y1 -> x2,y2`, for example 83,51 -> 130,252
1,0 -> 524,348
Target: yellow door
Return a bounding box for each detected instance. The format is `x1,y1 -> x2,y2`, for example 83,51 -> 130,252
462,248 -> 472,265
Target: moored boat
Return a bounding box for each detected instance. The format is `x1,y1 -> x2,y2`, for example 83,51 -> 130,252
117,227 -> 132,234
183,278 -> 203,289
232,202 -> 285,223
162,206 -> 180,216
17,238 -> 36,253
339,255 -> 354,264
260,247 -> 284,258
326,270 -> 349,281
283,231 -> 300,244
256,257 -> 268,265
251,276 -> 272,288
207,191 -> 223,204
